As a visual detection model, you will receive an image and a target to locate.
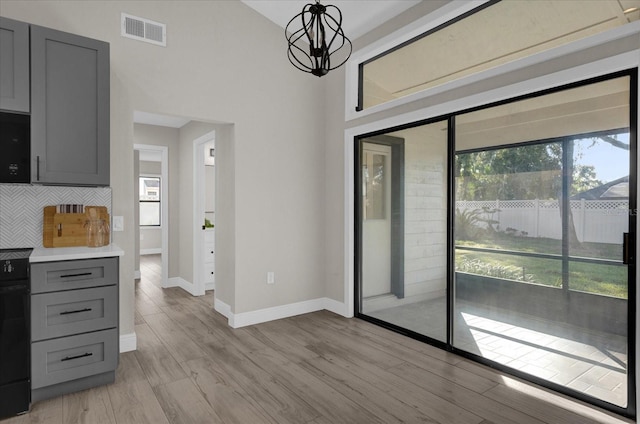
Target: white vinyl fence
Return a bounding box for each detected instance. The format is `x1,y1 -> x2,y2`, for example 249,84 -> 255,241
456,199 -> 629,244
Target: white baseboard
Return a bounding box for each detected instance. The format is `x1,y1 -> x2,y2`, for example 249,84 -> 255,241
166,277 -> 204,296
120,332 -> 137,352
134,270 -> 141,280
323,297 -> 351,317
214,297 -> 231,319
220,297 -> 348,329
140,248 -> 162,255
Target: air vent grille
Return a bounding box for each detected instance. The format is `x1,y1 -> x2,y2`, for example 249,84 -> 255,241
121,13 -> 166,47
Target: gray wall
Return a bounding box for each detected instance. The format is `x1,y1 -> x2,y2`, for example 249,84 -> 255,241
133,124 -> 180,278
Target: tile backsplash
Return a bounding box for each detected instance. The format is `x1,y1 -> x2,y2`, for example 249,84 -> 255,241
0,184 -> 112,249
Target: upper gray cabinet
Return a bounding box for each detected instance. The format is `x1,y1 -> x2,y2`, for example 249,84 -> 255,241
0,17 -> 30,112
30,25 -> 110,186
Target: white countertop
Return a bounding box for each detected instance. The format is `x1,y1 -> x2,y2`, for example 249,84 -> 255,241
30,243 -> 124,263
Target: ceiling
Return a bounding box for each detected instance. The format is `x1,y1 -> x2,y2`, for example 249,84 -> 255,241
241,0 -> 422,40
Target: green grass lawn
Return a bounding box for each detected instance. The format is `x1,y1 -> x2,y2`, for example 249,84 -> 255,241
455,233 -> 627,298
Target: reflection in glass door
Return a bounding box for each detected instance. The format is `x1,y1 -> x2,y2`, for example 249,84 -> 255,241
453,75 -> 634,410
358,121 -> 449,342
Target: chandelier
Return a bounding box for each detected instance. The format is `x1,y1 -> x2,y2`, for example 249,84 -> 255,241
285,1 -> 352,77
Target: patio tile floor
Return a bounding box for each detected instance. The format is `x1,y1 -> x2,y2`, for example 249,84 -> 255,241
366,297 -> 628,407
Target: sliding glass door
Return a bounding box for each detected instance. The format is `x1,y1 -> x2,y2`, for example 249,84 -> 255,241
453,75 -> 634,409
358,120 -> 449,342
356,72 -> 636,415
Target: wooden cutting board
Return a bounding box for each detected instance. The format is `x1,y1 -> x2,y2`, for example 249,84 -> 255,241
43,206 -> 110,248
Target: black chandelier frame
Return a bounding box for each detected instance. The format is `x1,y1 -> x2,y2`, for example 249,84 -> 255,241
285,1 -> 352,77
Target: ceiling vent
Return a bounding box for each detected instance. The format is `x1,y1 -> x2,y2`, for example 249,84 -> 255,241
121,13 -> 166,47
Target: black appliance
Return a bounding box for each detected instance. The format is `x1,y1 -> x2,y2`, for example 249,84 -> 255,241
0,248 -> 31,418
0,112 -> 30,183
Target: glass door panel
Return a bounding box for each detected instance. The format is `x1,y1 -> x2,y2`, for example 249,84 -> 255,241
453,76 -> 633,408
358,120 -> 449,342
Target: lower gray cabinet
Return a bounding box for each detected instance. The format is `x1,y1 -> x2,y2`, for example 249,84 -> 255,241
31,257 -> 119,403
31,286 -> 117,341
31,328 -> 118,389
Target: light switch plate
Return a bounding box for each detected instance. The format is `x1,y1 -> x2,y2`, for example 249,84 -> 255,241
112,216 -> 124,232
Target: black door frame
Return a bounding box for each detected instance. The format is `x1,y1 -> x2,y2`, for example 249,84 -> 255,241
354,69 -> 638,419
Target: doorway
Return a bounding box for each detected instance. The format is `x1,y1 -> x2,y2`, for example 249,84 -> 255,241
355,71 -> 637,416
193,130 -> 216,296
134,143 -> 169,289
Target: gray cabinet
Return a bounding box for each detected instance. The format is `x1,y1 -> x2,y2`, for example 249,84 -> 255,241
0,17 -> 29,112
31,257 -> 119,402
30,25 -> 110,186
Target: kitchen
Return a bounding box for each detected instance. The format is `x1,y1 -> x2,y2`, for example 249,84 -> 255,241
0,16 -> 123,418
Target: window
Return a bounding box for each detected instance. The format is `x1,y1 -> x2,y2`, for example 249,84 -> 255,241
357,0 -> 640,111
139,176 -> 161,226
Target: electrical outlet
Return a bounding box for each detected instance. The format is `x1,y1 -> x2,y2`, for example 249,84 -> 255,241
267,272 -> 275,284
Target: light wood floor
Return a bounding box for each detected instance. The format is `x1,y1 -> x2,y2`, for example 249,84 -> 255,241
3,254 -> 635,424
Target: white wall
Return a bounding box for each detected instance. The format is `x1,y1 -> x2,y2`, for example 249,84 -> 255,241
1,0 -> 326,336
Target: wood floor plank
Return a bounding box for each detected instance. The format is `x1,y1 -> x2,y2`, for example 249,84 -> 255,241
62,385 -> 116,424
484,378 -> 633,424
317,319 -> 499,394
133,323 -> 187,387
159,302 -> 224,348
299,354 -> 467,424
153,378 -> 225,424
143,311 -> 207,363
243,321 -> 321,364
305,341 -> 484,424
200,342 -> 321,424
107,380 -> 170,424
134,288 -> 163,316
245,347 -> 387,424
112,351 -> 148,387
309,310 -> 463,365
292,314 -> 406,370
181,356 -> 277,424
388,361 -> 548,424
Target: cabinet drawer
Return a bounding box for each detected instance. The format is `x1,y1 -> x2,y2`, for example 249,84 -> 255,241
31,286 -> 117,341
31,328 -> 117,389
205,246 -> 215,263
204,263 -> 215,283
31,257 -> 118,293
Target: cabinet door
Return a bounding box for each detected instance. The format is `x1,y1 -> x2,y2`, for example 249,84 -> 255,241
0,17 -> 29,112
30,25 -> 109,186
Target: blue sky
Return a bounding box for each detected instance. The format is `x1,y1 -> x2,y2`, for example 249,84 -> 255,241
575,134 -> 629,183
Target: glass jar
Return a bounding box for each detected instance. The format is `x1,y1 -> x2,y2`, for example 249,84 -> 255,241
86,218 -> 108,247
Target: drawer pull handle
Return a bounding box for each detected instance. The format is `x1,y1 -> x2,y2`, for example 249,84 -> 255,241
60,307 -> 92,315
60,272 -> 93,279
61,352 -> 93,362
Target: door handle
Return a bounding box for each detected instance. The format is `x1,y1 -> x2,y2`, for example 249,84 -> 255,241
623,233 -> 634,265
